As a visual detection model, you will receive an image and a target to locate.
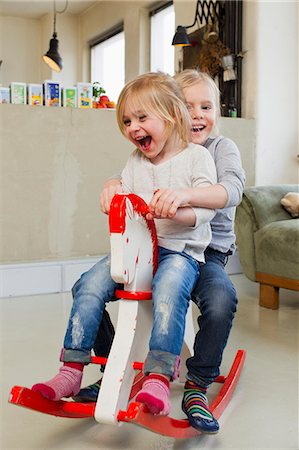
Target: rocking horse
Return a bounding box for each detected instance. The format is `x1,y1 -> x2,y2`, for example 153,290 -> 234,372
9,193 -> 246,438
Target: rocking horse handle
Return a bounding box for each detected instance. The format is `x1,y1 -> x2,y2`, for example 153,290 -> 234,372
109,193 -> 159,290
109,193 -> 150,233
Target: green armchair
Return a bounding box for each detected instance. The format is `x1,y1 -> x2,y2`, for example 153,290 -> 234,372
235,185 -> 299,309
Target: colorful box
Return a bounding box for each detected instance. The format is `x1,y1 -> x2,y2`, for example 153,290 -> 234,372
0,87 -> 10,104
62,87 -> 77,108
77,82 -> 93,109
44,80 -> 61,107
10,82 -> 27,104
28,84 -> 43,106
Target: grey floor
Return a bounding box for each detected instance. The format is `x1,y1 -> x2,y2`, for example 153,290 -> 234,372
1,274 -> 298,450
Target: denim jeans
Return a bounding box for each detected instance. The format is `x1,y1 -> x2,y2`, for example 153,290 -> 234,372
143,247 -> 200,379
62,255 -> 119,364
185,246 -> 238,388
61,247 -> 200,379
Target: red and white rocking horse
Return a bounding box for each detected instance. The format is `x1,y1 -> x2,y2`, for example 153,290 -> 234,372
9,193 -> 246,438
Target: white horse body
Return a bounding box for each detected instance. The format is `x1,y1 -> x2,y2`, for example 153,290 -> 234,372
110,196 -> 154,292
95,194 -> 156,425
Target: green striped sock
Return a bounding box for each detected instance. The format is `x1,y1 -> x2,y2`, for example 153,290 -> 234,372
183,380 -> 214,421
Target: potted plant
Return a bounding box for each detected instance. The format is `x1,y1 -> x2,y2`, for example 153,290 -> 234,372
92,82 -> 115,109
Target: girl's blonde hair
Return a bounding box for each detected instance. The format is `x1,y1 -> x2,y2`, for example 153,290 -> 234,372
174,69 -> 221,118
116,72 -> 191,146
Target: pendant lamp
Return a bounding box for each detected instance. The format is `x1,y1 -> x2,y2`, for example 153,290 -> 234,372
43,0 -> 68,72
172,0 -> 224,47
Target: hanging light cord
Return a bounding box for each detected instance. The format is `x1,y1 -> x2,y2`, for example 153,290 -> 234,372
53,0 -> 68,35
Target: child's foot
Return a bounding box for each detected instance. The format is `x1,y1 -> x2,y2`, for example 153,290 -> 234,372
182,380 -> 219,434
32,366 -> 83,401
72,379 -> 102,402
135,374 -> 170,415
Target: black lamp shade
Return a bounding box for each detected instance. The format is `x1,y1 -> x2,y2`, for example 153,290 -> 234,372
172,26 -> 191,47
43,32 -> 63,72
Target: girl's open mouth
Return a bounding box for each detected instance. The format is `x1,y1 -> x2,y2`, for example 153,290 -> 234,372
192,125 -> 205,133
137,135 -> 152,151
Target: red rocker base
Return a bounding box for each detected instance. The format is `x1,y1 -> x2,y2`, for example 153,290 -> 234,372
9,349 -> 245,438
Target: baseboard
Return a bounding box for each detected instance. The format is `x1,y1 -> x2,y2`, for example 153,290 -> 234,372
0,251 -> 242,298
0,256 -> 105,298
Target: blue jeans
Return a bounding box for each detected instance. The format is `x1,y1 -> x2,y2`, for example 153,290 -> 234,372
186,247 -> 238,388
61,247 -> 200,379
144,247 -> 199,379
62,255 -> 119,363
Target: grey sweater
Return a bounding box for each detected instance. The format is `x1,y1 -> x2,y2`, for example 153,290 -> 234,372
203,136 -> 245,253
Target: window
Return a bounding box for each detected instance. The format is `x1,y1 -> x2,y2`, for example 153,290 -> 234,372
150,2 -> 175,75
91,28 -> 125,102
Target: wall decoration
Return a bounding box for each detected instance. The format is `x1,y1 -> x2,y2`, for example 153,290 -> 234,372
181,0 -> 243,117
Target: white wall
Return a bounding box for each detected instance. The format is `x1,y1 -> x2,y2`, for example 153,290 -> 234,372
254,0 -> 298,185
0,15 -> 42,85
79,1 -> 151,84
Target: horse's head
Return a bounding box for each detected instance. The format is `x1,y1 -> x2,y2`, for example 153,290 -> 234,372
109,194 -> 158,293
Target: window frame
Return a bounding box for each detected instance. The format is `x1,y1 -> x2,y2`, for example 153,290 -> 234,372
90,23 -> 125,101
150,1 -> 175,75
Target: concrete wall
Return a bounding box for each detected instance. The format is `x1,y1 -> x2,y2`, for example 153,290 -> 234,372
0,105 -> 132,263
0,103 -> 255,264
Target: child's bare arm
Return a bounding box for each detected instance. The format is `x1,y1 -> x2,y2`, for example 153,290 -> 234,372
169,206 -> 196,227
184,184 -> 228,209
147,185 -> 228,219
147,188 -> 190,219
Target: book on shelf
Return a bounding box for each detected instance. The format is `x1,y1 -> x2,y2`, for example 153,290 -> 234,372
62,87 -> 77,108
10,82 -> 27,104
44,80 -> 61,107
77,82 -> 93,109
28,84 -> 43,106
0,87 -> 10,104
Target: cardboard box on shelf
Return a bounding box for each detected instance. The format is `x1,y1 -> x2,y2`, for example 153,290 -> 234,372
77,83 -> 93,109
0,87 -> 10,104
28,84 -> 43,106
11,82 -> 27,104
44,80 -> 61,107
62,87 -> 77,108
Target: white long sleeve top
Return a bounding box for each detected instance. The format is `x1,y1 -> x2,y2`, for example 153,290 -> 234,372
121,143 -> 217,263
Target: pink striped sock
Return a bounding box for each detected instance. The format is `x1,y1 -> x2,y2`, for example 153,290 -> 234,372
135,374 -> 170,415
32,365 -> 83,401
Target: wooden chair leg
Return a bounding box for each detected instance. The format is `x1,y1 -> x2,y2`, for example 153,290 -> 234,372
259,283 -> 279,309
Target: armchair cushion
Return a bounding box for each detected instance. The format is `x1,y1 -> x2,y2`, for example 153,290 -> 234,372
243,185 -> 295,229
255,220 -> 299,280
